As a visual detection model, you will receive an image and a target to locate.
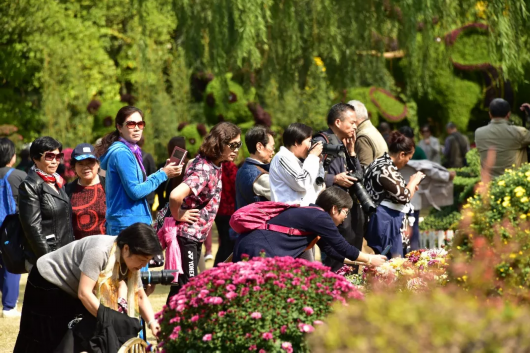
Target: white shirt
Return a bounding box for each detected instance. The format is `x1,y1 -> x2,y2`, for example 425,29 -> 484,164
269,146 -> 323,206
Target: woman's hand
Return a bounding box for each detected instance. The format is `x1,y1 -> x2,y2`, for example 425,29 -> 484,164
368,254 -> 388,267
309,141 -> 323,157
163,161 -> 183,179
409,171 -> 425,187
144,284 -> 156,296
177,208 -> 200,224
149,320 -> 161,337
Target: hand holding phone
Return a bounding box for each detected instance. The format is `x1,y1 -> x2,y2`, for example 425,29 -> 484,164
169,146 -> 188,166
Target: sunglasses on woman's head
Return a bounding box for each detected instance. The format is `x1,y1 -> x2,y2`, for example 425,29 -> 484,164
227,141 -> 242,151
42,152 -> 64,161
122,121 -> 146,130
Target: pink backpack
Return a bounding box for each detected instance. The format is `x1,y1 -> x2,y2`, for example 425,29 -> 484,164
230,202 -> 316,236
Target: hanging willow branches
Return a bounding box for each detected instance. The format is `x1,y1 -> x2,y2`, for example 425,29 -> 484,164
175,0 -> 530,95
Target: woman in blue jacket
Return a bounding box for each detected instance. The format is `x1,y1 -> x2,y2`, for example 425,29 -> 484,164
97,106 -> 182,235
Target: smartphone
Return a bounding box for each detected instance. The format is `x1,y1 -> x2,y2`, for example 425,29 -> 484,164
381,245 -> 392,256
169,146 -> 188,166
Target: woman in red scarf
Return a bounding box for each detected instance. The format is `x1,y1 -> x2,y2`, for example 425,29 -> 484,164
19,136 -> 75,272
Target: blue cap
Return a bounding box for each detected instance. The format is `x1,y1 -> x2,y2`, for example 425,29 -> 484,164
72,143 -> 97,161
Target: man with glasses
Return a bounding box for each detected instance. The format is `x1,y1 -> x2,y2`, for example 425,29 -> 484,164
418,124 -> 441,164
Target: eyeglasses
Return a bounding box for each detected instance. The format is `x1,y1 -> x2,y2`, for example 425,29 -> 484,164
227,141 -> 242,151
421,130 -> 429,134
340,209 -> 349,216
42,152 -> 64,162
121,121 -> 146,130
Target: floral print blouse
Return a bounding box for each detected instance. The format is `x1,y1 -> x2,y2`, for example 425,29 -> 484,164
364,152 -> 411,206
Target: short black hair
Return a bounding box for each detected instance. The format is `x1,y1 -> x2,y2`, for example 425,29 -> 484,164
316,186 -> 354,212
30,136 -> 62,162
489,98 -> 511,118
0,138 -> 16,168
398,126 -> 415,139
326,103 -> 355,126
245,126 -> 273,154
379,122 -> 390,133
283,123 -> 313,148
116,223 -> 162,256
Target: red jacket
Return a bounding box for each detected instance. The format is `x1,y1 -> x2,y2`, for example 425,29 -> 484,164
218,161 -> 238,216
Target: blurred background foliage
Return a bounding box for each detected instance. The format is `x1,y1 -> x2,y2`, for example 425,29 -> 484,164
3,0 -> 530,160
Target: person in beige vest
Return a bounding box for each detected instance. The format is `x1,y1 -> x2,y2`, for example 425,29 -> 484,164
475,98 -> 530,179
348,100 -> 389,168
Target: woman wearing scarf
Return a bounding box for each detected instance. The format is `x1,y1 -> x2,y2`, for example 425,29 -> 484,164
14,223 -> 162,353
364,131 -> 425,258
19,136 -> 74,272
97,106 -> 182,235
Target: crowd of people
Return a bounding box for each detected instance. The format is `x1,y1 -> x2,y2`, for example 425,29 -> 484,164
1,96 -> 529,352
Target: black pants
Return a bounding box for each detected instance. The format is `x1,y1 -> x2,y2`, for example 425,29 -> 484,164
167,236 -> 202,304
323,203 -> 365,272
14,265 -> 90,353
214,215 -> 234,266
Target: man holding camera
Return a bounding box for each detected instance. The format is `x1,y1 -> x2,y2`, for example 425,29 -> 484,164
313,103 -> 365,271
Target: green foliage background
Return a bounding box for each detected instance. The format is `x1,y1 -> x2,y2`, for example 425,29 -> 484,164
3,0 -> 530,160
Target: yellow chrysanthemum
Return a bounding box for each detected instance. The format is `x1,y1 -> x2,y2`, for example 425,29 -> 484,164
498,180 -> 506,186
521,197 -> 529,203
313,57 -> 324,67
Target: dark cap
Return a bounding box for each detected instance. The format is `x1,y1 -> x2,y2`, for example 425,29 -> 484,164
71,143 -> 97,161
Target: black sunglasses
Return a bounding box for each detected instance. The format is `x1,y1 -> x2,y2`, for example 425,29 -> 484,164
227,141 -> 242,151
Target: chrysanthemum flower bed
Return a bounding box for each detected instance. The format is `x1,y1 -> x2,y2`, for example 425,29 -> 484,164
342,249 -> 449,292
156,256 -> 362,353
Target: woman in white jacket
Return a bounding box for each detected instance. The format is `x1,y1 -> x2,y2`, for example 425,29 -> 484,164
269,123 -> 324,206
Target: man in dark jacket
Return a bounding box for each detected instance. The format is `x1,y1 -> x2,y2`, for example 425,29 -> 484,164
235,126 -> 275,209
444,122 -> 469,168
313,103 -> 364,272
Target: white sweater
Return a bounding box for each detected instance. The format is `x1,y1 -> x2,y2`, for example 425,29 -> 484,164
269,146 -> 323,206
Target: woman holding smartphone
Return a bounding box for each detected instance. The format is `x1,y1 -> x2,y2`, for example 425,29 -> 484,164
167,122 -> 241,301
19,136 -> 75,272
364,131 -> 425,258
97,106 -> 183,235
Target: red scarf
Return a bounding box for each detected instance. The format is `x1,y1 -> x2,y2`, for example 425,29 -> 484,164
35,168 -> 65,189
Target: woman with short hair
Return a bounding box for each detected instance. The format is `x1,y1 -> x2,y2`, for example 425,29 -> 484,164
14,223 -> 162,353
233,187 -> 387,267
65,143 -> 107,240
97,106 -> 182,235
364,131 -> 425,258
165,122 -> 241,300
269,123 -> 324,206
19,136 -> 74,272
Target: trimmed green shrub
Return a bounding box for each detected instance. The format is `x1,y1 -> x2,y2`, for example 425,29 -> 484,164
308,288 -> 530,352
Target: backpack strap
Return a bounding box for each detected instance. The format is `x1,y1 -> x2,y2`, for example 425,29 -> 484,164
262,223 -> 313,236
261,206 -> 323,236
3,168 -> 14,181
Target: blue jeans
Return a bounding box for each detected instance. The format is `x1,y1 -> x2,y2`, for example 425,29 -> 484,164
0,256 -> 21,310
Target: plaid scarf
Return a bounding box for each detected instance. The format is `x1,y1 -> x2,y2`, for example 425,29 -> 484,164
34,167 -> 65,188
119,137 -> 146,174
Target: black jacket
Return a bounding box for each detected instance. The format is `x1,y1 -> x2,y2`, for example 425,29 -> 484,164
18,169 -> 74,264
